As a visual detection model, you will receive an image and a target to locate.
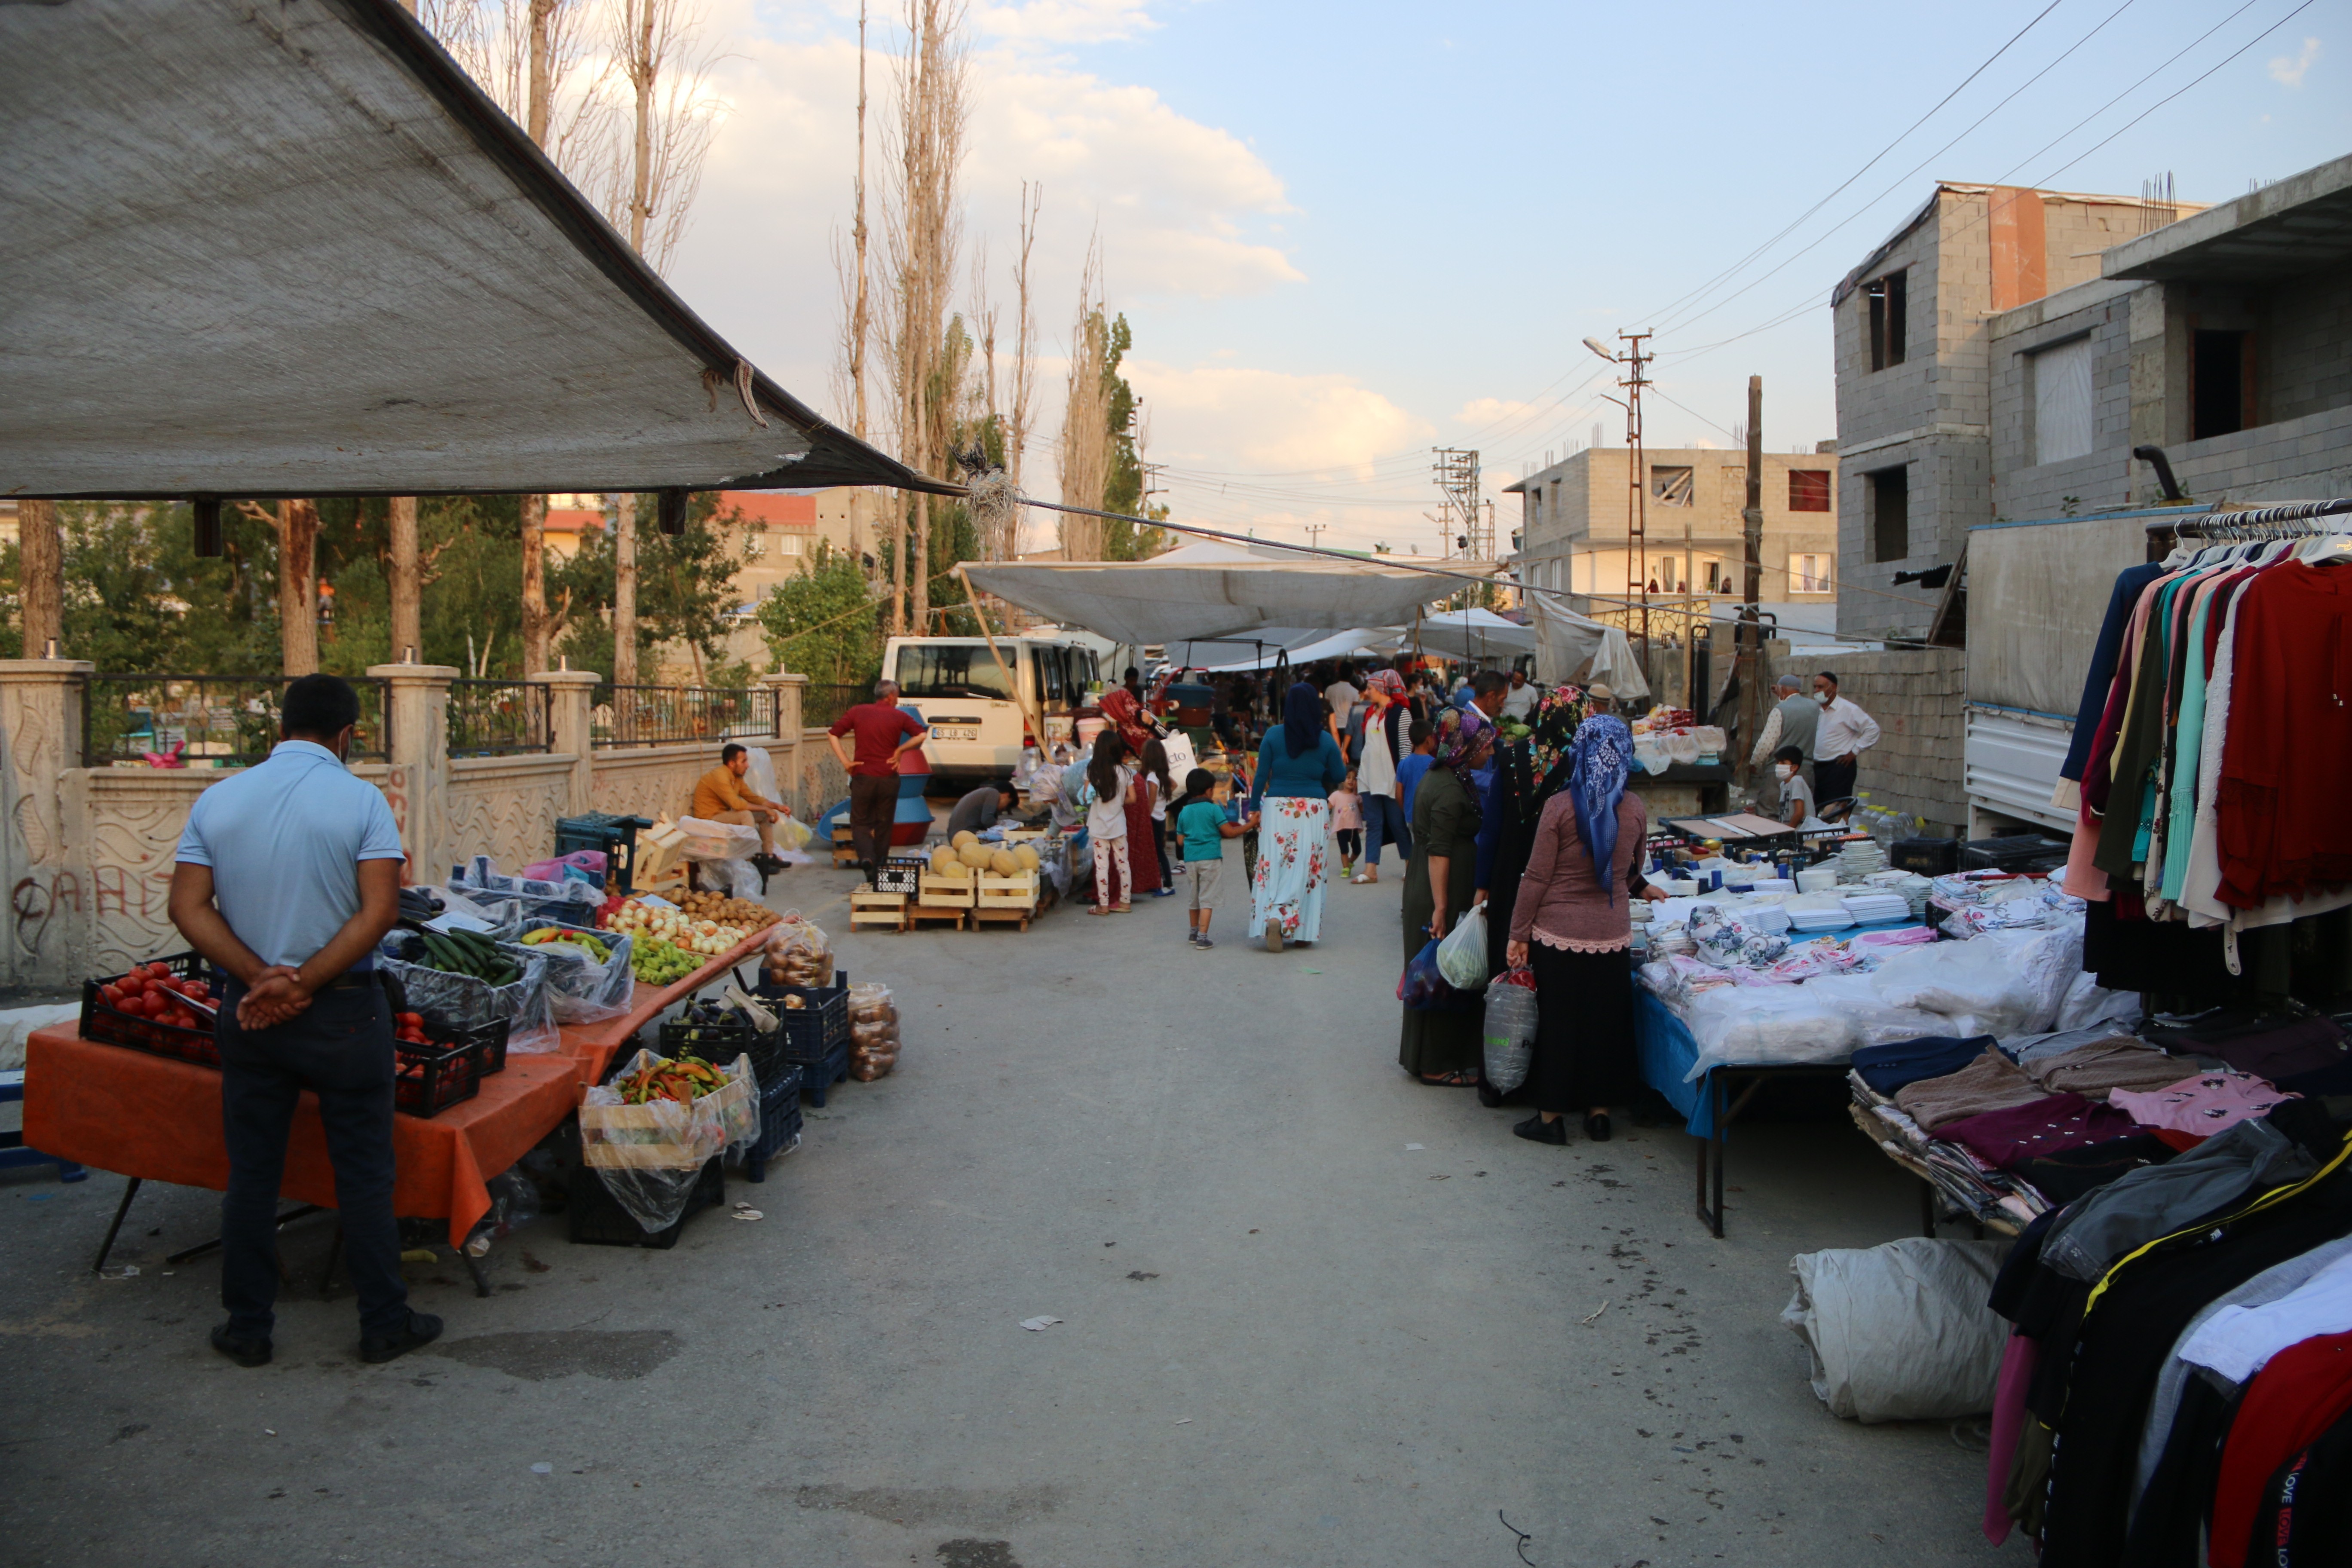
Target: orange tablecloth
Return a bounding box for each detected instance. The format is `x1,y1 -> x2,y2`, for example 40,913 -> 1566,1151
21,930 -> 772,1248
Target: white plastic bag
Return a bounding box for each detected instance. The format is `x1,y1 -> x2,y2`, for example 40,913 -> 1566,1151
1782,1238 -> 2011,1422
579,1049 -> 756,1232
1435,904 -> 1490,990
704,858 -> 763,900
674,815 -> 763,861
517,927 -> 636,1025
380,949 -> 561,1054
1481,970 -> 1538,1092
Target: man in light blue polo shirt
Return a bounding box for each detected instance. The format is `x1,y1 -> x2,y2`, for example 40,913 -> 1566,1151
169,674 -> 438,1367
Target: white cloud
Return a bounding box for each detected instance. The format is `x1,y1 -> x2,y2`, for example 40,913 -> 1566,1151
974,0 -> 1158,45
1454,397 -> 1535,425
1127,360 -> 1429,473
2269,37 -> 2321,89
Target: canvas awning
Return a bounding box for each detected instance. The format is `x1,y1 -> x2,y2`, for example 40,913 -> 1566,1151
962,541 -> 1500,647
1527,595 -> 1650,699
1400,608 -> 1537,661
0,0 -> 945,500
1178,629 -> 1392,673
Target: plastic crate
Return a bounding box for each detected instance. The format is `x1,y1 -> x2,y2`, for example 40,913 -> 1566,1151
658,1010 -> 784,1089
756,981 -> 850,1063
1890,836 -> 1959,875
565,1154 -> 724,1249
744,1066 -> 802,1182
875,857 -> 923,895
555,812 -> 655,895
1959,834 -> 2071,872
793,1041 -> 849,1108
80,952 -> 225,1067
392,1032 -> 487,1118
428,1013 -> 509,1079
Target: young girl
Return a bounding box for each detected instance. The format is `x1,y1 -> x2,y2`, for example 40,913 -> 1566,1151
1329,769 -> 1364,882
1171,768 -> 1249,947
1085,733 -> 1134,915
1138,738 -> 1179,897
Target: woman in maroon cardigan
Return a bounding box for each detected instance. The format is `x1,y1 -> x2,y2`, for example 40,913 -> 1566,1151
1502,715 -> 1663,1143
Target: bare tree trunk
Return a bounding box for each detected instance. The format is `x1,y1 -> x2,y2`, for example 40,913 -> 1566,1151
388,496 -> 422,660
18,499 -> 62,659
1009,181 -> 1038,557
849,0 -> 871,578
613,492 -> 639,686
520,493 -> 550,674
278,500 -> 320,677
913,490 -> 931,631
526,0 -> 554,141
629,0 -> 654,250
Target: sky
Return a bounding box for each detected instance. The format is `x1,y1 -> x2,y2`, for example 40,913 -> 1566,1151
658,0 -> 2349,554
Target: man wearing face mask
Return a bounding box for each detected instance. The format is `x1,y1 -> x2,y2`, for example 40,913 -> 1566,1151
1810,671 -> 1880,811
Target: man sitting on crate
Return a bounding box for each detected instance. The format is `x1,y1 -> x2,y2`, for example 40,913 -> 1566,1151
167,673 -> 441,1368
692,744 -> 790,876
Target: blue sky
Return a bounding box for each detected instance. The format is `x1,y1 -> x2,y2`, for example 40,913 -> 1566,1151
668,0 -> 2346,550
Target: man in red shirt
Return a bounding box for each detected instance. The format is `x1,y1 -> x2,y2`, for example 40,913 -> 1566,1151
826,680 -> 928,880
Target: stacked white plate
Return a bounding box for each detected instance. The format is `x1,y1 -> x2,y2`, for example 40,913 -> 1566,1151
1794,865 -> 1841,894
1741,903 -> 1792,934
1784,892 -> 1855,932
1841,892 -> 1911,924
1837,841 -> 1889,882
1749,877 -> 1796,895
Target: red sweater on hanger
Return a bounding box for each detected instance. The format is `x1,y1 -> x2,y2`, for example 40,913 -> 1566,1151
2214,561 -> 2352,907
2209,1330 -> 2352,1568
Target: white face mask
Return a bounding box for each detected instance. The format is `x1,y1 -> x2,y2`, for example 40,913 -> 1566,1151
1775,763 -> 1796,780
1816,691 -> 1833,706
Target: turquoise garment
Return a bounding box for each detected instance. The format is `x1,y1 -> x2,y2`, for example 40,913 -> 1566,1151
1177,800 -> 1228,861
2159,577 -> 2227,900
1247,731 -> 1345,810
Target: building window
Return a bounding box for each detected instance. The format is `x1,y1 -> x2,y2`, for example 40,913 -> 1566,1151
1650,466 -> 1694,506
1796,554 -> 1831,594
2193,330 -> 2247,440
1529,490 -> 1544,525
1867,466 -> 1910,562
1703,558 -> 1727,593
776,534 -> 802,555
1788,469 -> 1831,511
2030,334 -> 2096,465
1865,270 -> 1908,371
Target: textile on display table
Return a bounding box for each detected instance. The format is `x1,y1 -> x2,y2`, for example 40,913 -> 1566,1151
2107,1068 -> 2299,1135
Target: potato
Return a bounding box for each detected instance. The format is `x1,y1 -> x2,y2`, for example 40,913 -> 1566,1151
989,849 -> 1019,876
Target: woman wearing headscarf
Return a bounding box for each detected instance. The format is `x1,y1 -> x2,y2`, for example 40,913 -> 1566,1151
1472,688 -> 1594,1099
1397,705 -> 1494,1085
1096,685 -> 1163,898
1351,669 -> 1413,884
1246,681 -> 1347,951
1503,715 -> 1663,1142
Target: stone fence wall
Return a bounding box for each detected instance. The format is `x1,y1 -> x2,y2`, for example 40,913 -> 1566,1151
1761,644 -> 1969,834
0,662 -> 816,989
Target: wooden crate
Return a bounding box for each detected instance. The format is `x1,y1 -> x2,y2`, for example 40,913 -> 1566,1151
830,822 -> 860,868
916,872 -> 976,909
848,891 -> 908,933
906,903 -> 967,931
973,872 -> 1041,930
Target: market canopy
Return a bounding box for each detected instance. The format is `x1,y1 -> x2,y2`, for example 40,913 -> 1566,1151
1401,607 -> 1537,660
962,540 -> 1502,647
0,0 -> 944,500
1177,628 -> 1392,673
1527,595 -> 1651,699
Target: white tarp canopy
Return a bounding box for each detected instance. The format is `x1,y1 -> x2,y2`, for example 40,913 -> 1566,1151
1179,629 -> 1390,673
962,540 -> 1501,647
1529,594 -> 1651,699
1400,608 -> 1537,661
0,0 -> 937,500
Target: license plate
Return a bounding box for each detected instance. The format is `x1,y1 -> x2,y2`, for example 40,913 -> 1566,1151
931,725 -> 978,741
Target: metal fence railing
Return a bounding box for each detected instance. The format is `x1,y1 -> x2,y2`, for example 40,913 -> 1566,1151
800,683 -> 865,732
80,674 -> 392,769
592,684 -> 775,749
446,680 -> 552,758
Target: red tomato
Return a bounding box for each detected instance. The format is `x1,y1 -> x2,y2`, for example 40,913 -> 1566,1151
121,994 -> 147,1016
100,983 -> 123,1005
144,963 -> 169,980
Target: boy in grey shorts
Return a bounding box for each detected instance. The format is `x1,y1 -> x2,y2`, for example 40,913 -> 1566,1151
1171,768 -> 1250,950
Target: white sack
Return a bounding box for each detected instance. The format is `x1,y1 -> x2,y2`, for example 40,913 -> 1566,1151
1679,987 -> 1858,1080
2056,969 -> 2141,1032
1782,1237 -> 2011,1423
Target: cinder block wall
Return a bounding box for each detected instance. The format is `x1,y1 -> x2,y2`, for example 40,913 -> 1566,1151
1764,644 -> 1969,834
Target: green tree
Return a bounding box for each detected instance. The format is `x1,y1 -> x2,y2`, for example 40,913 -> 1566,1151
1097,313 -> 1170,560
754,539 -> 885,689
553,492 -> 744,684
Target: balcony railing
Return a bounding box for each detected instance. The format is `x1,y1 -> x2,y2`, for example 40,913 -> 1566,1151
80,674 -> 392,769
447,680 -> 552,757
592,684 -> 776,750
800,683 -> 865,733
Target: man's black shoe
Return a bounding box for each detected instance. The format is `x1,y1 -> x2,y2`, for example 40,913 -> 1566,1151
359,1311 -> 444,1365
210,1323 -> 272,1367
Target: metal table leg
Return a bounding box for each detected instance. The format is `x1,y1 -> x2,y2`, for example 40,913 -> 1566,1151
165,1203 -> 327,1266
92,1177 -> 143,1274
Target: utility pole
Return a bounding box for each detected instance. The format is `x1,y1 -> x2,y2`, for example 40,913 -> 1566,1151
1584,333 -> 1651,652
1430,447 -> 1482,608
1303,523 -> 1327,553
1738,375 -> 1766,786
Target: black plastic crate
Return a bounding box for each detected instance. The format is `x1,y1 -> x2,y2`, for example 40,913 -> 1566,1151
795,1041 -> 849,1109
658,1009 -> 784,1087
755,981 -> 850,1063
875,857 -> 923,894
394,1030 -> 491,1118
744,1066 -> 802,1182
1890,836 -> 1959,875
554,812 -> 654,895
566,1154 -> 724,1249
1959,833 -> 2071,871
80,952 -> 225,1068
424,1013 -> 509,1079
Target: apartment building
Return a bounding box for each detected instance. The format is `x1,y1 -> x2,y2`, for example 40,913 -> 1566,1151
1830,180 -> 2201,640
541,489 -> 858,602
1504,445 -> 1840,612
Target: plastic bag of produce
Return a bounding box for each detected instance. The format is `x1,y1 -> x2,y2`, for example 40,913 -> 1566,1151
379,944 -> 560,1054
579,1048 -> 756,1232
1399,939 -> 1475,1012
704,858 -> 762,900
516,925 -> 635,1025
775,815 -> 813,853
1435,903 -> 1490,990
762,914 -> 834,989
847,982 -> 901,1081
1782,1237 -> 2009,1422
1481,968 -> 1539,1093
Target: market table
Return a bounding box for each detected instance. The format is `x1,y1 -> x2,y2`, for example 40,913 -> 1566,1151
22,928 -> 776,1277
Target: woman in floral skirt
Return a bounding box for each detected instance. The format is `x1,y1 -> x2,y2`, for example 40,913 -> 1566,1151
1246,682 -> 1346,951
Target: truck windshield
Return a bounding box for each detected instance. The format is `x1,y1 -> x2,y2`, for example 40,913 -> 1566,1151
895,643 -> 1016,701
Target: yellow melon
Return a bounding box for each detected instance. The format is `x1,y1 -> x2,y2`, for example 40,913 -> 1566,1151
1014,845 -> 1040,870
989,849 -> 1019,876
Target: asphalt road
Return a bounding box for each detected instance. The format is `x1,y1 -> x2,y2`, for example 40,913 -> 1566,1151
0,854 -> 2007,1568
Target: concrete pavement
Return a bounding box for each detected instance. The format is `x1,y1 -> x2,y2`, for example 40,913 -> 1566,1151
0,855 -> 2007,1567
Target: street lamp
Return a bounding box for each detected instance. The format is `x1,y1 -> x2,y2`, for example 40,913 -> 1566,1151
1582,336 -> 1617,363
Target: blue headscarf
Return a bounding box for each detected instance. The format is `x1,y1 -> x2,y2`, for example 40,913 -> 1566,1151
1282,680 -> 1323,758
1567,715 -> 1636,904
